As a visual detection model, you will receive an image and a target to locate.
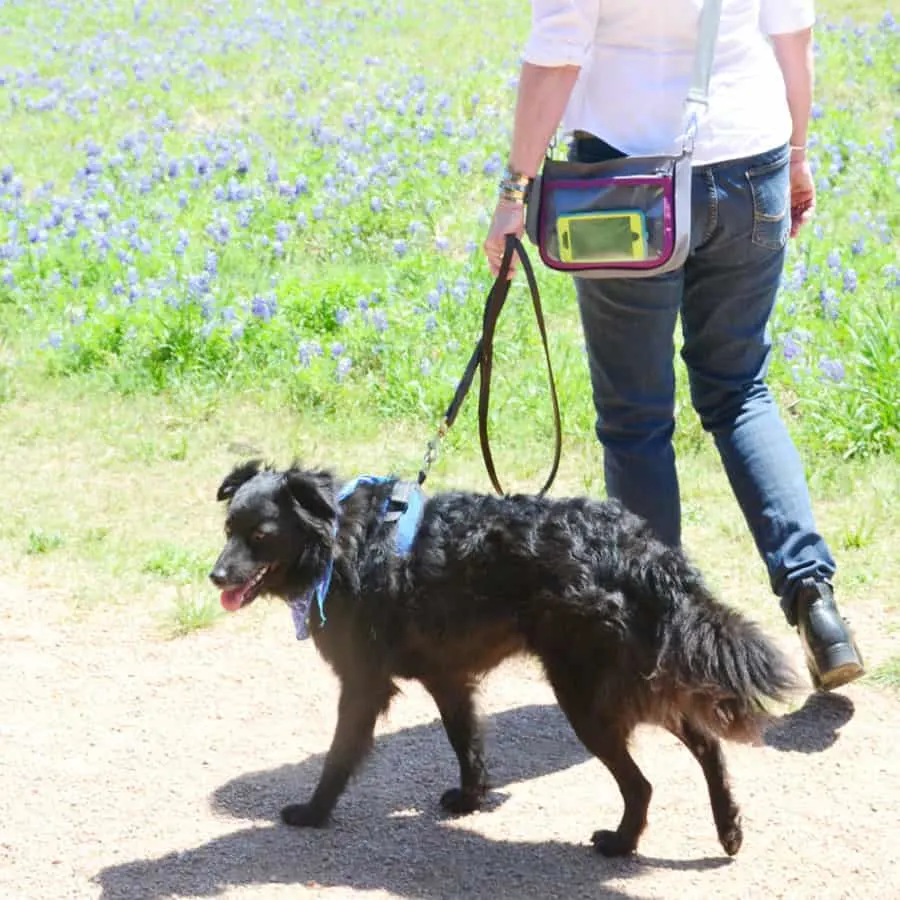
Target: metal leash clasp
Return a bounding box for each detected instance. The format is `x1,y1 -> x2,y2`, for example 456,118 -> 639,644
417,418 -> 448,486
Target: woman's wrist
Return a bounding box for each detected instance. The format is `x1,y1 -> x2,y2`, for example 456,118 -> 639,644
789,143 -> 808,163
497,166 -> 533,205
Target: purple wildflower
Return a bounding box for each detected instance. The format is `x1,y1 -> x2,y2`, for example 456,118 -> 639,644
782,334 -> 802,361
819,358 -> 846,383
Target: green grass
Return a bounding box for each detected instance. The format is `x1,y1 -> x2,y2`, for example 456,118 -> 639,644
0,0 -> 897,661
868,657 -> 900,690
26,528 -> 65,555
165,590 -> 225,638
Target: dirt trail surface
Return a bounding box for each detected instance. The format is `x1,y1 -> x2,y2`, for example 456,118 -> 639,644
2,576 -> 898,900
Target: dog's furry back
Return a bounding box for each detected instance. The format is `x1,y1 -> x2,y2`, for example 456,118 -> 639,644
315,481 -> 796,742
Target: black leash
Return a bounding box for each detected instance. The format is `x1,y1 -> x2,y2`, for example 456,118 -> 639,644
417,234 -> 562,497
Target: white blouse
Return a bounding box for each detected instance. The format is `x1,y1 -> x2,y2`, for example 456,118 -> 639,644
523,0 -> 816,165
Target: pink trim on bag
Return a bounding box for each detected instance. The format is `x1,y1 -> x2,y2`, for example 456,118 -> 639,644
537,175 -> 676,272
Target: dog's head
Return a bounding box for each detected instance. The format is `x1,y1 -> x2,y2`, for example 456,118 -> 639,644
209,460 -> 338,611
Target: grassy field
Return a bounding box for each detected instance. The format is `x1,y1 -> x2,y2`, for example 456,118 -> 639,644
0,1 -> 897,679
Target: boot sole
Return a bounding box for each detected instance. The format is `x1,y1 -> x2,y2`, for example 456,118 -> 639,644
809,642 -> 865,692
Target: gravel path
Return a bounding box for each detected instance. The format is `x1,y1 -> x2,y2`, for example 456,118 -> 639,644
2,577 -> 898,900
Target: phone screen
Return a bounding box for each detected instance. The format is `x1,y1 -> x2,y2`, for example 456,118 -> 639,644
568,215 -> 636,261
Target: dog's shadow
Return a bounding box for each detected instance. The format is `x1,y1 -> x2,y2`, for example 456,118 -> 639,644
211,702 -> 592,822
94,704 -> 730,899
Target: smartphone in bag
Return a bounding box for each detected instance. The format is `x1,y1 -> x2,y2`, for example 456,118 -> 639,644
556,210 -> 649,264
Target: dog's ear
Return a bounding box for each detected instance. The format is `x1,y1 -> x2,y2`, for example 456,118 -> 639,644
216,459 -> 263,502
283,468 -> 337,524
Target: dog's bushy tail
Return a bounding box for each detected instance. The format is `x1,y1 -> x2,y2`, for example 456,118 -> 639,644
656,568 -> 800,743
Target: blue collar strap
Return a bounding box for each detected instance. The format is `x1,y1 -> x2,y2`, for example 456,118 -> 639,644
289,476 -> 425,641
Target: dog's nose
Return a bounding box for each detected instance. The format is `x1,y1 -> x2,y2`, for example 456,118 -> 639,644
209,568 -> 229,588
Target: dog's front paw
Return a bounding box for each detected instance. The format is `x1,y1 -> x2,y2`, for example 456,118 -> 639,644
718,817 -> 743,856
591,829 -> 638,857
280,802 -> 329,828
439,787 -> 483,815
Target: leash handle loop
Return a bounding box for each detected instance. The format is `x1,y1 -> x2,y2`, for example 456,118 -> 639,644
419,234 -> 562,498
477,234 -> 561,497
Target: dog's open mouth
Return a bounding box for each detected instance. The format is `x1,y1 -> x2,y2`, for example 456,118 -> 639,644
220,563 -> 275,611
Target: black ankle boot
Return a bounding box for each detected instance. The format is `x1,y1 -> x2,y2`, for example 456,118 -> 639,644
794,579 -> 864,691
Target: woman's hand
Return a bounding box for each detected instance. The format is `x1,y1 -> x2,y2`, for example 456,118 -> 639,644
789,155 -> 816,238
483,198 -> 526,278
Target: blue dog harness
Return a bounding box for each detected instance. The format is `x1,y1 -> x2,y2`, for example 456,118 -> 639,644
289,476 -> 426,641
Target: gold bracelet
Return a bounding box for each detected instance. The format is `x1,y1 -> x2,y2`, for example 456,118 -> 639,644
498,189 -> 526,206
498,169 -> 532,204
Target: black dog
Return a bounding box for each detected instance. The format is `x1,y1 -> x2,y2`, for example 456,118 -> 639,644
209,460 -> 797,857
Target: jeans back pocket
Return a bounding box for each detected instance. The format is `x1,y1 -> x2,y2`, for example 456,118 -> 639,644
746,152 -> 790,250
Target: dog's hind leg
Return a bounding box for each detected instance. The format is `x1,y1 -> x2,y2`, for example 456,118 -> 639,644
281,676 -> 396,828
668,718 -> 743,856
546,669 -> 651,857
422,675 -> 489,814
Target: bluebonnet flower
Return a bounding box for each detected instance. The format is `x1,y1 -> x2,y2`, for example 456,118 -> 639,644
843,268 -> 858,293
372,310 -> 388,333
819,288 -> 840,320
335,356 -> 353,382
251,295 -> 276,321
335,308 -> 350,326
782,334 -> 802,361
297,340 -> 323,367
331,341 -> 345,358
393,239 -> 408,258
483,155 -> 503,176
819,358 -> 846,383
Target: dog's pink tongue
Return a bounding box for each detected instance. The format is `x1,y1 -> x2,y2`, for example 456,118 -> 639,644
220,589 -> 243,612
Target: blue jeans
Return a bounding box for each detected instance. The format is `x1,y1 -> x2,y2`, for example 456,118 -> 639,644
570,136 -> 836,623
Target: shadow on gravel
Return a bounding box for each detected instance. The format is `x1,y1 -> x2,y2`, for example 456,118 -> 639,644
763,692 -> 856,754
94,703 -> 733,899
210,702 -> 591,822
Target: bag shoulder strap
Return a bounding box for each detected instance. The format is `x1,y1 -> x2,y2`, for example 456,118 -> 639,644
684,0 -> 724,127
